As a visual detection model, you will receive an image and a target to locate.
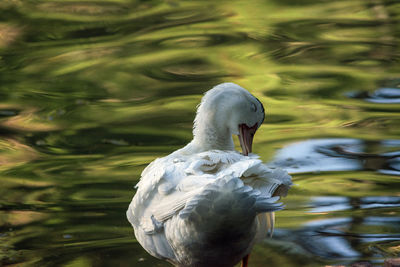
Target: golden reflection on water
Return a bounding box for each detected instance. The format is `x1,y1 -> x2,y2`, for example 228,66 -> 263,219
0,138 -> 38,170
0,211 -> 47,226
0,23 -> 21,48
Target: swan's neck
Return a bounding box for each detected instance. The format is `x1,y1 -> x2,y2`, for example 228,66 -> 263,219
191,112 -> 235,152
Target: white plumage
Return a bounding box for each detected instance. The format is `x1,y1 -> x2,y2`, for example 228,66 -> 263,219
127,83 -> 292,267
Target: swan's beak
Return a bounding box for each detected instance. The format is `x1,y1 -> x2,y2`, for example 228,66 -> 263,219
238,123 -> 258,156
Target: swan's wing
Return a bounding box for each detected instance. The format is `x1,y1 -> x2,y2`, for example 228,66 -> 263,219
127,157 -> 177,232
130,150 -> 245,230
227,156 -> 292,239
127,156 -> 192,261
127,153 -> 216,231
150,152 -> 239,223
178,177 -> 282,222
151,187 -> 204,222
241,161 -> 293,198
176,153 -> 288,236
181,150 -> 292,202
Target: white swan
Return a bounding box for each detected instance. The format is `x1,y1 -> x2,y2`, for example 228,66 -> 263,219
127,83 -> 292,267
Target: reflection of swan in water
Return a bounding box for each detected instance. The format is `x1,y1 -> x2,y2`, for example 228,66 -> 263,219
127,83 -> 292,267
270,138 -> 400,175
262,194 -> 400,265
348,87 -> 400,104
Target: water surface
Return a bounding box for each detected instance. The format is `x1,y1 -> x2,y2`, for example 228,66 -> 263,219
0,0 -> 399,266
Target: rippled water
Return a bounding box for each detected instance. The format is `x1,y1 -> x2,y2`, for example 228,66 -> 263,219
1,0 -> 399,266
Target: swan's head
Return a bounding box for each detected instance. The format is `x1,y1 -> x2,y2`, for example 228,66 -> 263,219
193,83 -> 265,155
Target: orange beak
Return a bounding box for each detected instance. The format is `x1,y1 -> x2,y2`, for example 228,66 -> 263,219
238,123 -> 258,156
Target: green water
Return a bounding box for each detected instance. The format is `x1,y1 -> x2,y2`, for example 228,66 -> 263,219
1,0 -> 400,266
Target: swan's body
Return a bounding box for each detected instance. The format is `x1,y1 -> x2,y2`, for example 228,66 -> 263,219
127,83 -> 292,267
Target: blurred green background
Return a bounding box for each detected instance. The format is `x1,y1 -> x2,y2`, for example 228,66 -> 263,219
0,0 -> 399,266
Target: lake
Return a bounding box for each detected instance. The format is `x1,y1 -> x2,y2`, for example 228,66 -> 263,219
0,0 -> 399,266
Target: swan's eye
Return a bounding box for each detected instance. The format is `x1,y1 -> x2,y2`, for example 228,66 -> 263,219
251,102 -> 257,112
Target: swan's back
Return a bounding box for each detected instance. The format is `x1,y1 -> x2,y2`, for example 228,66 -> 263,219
127,149 -> 291,266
